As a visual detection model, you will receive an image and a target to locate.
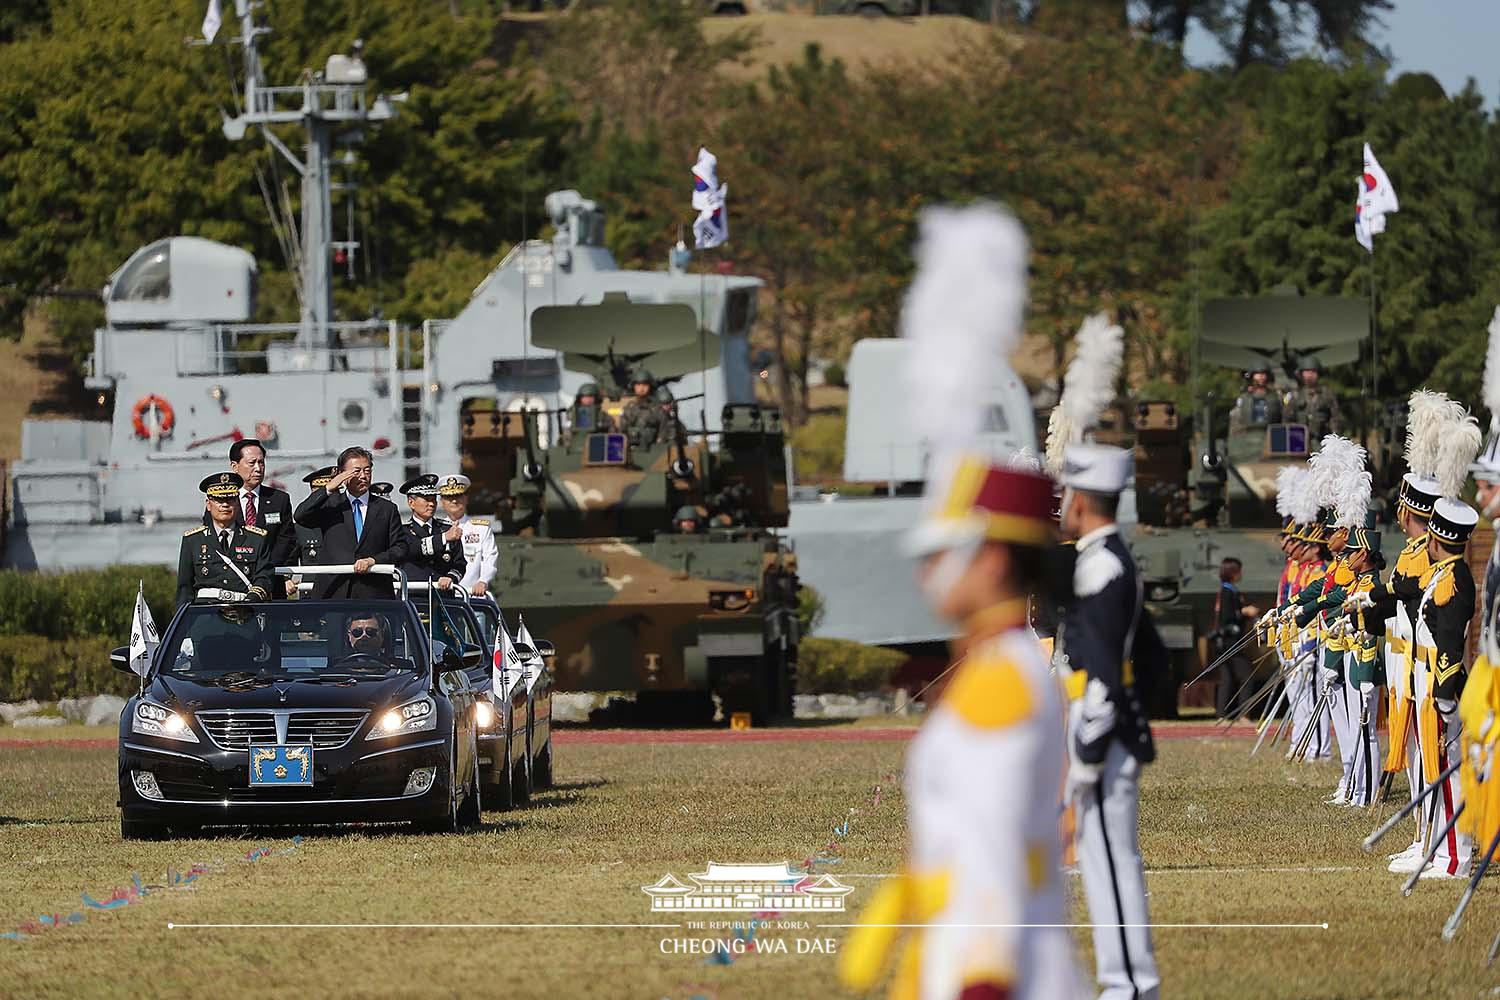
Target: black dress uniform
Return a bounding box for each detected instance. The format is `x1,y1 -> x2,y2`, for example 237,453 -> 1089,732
1056,443 -> 1160,1000
396,474 -> 466,587
176,473 -> 274,608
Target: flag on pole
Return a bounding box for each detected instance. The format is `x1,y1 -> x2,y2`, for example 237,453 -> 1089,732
692,147 -> 729,250
492,623 -> 515,700
1355,142 -> 1398,252
202,0 -> 223,43
516,615 -> 539,688
128,583 -> 160,679
1354,180 -> 1374,253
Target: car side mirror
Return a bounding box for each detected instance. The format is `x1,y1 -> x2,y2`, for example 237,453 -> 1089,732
110,646 -> 132,674
461,644 -> 484,669
534,640 -> 555,657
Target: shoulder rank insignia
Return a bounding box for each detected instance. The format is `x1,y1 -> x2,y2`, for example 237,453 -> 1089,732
470,518 -> 490,526
184,525 -> 206,536
244,525 -> 267,536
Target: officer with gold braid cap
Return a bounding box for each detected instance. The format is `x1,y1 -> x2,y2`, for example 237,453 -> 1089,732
839,203 -> 1085,1000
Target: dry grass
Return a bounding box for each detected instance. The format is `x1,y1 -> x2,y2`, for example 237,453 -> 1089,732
705,12 -> 998,81
1,723 -> 1497,998
0,312 -> 81,462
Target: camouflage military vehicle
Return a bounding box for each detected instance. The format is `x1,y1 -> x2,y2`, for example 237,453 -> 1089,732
466,296 -> 800,724
1125,288 -> 1407,710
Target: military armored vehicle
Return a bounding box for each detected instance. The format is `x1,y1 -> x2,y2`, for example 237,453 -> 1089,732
5,6 -> 797,720
463,297 -> 800,723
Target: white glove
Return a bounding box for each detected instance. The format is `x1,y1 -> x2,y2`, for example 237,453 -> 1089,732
1321,666 -> 1340,688
1065,756 -> 1101,802
1358,681 -> 1374,696
1344,591 -> 1374,611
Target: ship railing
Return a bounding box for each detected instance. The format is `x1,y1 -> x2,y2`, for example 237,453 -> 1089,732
248,83 -> 373,123
166,319 -> 412,376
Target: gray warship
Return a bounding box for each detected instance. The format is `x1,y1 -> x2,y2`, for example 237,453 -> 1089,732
6,3 -> 760,570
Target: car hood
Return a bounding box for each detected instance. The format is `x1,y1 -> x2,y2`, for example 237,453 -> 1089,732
155,674 -> 430,713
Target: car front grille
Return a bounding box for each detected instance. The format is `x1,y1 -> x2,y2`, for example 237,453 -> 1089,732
196,710 -> 368,751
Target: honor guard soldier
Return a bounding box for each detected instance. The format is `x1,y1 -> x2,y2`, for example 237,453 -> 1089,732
397,474 -> 465,590
840,454 -> 1084,1000
177,472 -> 274,609
1056,442 -> 1161,1000
1328,523 -> 1384,806
1284,518 -> 1331,761
1412,494 -> 1480,878
1459,426 -> 1500,860
438,475 -> 498,597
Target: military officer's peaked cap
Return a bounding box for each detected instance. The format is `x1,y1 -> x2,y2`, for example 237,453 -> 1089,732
400,473 -> 439,498
303,465 -> 337,489
438,474 -> 471,497
370,481 -> 394,497
200,472 -> 244,499
1058,443 -> 1130,495
906,452 -> 1055,557
1399,473 -> 1440,520
1430,497 -> 1479,548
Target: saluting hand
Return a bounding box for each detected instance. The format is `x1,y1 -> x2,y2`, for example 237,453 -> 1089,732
326,468 -> 355,492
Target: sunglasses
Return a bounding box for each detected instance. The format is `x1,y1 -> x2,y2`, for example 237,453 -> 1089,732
347,625 -> 382,638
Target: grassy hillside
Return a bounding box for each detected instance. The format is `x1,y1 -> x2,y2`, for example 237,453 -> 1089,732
704,12 -> 1000,79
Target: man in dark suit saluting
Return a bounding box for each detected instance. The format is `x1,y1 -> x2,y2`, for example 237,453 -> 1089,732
202,439 -> 299,597
293,446 -> 408,599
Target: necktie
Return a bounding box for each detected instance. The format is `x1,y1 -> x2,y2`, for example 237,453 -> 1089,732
219,530 -> 231,551
352,498 -> 364,542
244,490 -> 258,527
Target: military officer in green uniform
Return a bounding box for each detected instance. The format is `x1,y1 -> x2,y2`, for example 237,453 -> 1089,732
1285,356 -> 1342,439
619,368 -> 665,448
1228,360 -> 1283,435
176,472 -> 274,608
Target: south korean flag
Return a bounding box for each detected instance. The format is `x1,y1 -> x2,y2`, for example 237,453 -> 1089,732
129,583 -> 160,679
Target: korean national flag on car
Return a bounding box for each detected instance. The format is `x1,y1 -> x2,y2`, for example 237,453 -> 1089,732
492,625 -> 516,699
692,147 -> 729,250
517,616 -> 540,688
129,583 -> 160,679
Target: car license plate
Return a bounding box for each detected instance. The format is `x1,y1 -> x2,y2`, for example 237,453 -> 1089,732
249,744 -> 314,786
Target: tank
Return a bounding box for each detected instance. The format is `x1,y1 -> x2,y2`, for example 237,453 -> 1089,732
471,296 -> 800,724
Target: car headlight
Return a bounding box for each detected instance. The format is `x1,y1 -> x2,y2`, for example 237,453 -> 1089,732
132,700 -> 199,743
366,696 -> 437,740
474,700 -> 496,729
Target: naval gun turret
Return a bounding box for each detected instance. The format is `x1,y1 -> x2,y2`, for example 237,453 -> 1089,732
476,296 -> 798,725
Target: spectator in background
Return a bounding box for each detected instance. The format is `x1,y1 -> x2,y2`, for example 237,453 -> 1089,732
1213,557 -> 1260,718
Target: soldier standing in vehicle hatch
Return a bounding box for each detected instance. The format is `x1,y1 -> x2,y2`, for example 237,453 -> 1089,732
619,368 -> 665,448
1286,356 -> 1341,439
1228,360 -> 1283,435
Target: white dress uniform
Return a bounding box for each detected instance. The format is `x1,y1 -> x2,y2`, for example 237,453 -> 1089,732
455,512 -> 498,591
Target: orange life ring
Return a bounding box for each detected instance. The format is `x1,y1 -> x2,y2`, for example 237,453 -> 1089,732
131,394 -> 175,438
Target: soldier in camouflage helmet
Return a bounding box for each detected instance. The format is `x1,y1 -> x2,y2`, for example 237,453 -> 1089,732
619,368 -> 665,448
1285,355 -> 1341,439
567,381 -> 612,439
674,505 -> 703,534
1228,359 -> 1283,435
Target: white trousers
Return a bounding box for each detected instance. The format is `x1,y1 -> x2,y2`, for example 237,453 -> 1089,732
1288,647 -> 1330,760
1329,659 -> 1379,805
1076,742 -> 1160,1000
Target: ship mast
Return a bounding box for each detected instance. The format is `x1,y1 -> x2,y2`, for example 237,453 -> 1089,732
219,0 -> 403,354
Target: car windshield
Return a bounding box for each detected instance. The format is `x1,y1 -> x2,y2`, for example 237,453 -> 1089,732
421,600 -> 490,683
160,602 -> 423,684
470,603 -> 500,649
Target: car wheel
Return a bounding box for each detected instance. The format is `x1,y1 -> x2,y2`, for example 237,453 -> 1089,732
415,727 -> 460,834
457,730 -> 482,830
489,724 -> 515,811
533,735 -> 553,790
513,726 -> 533,805
121,817 -> 169,841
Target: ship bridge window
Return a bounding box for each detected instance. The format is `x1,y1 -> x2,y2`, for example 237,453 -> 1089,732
112,241 -> 171,302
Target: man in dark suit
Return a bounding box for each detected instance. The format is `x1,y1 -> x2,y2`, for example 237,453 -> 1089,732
293,446 -> 408,599
202,439 -> 299,597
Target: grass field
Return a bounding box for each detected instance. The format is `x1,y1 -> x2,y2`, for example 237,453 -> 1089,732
2,721 -> 1498,999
